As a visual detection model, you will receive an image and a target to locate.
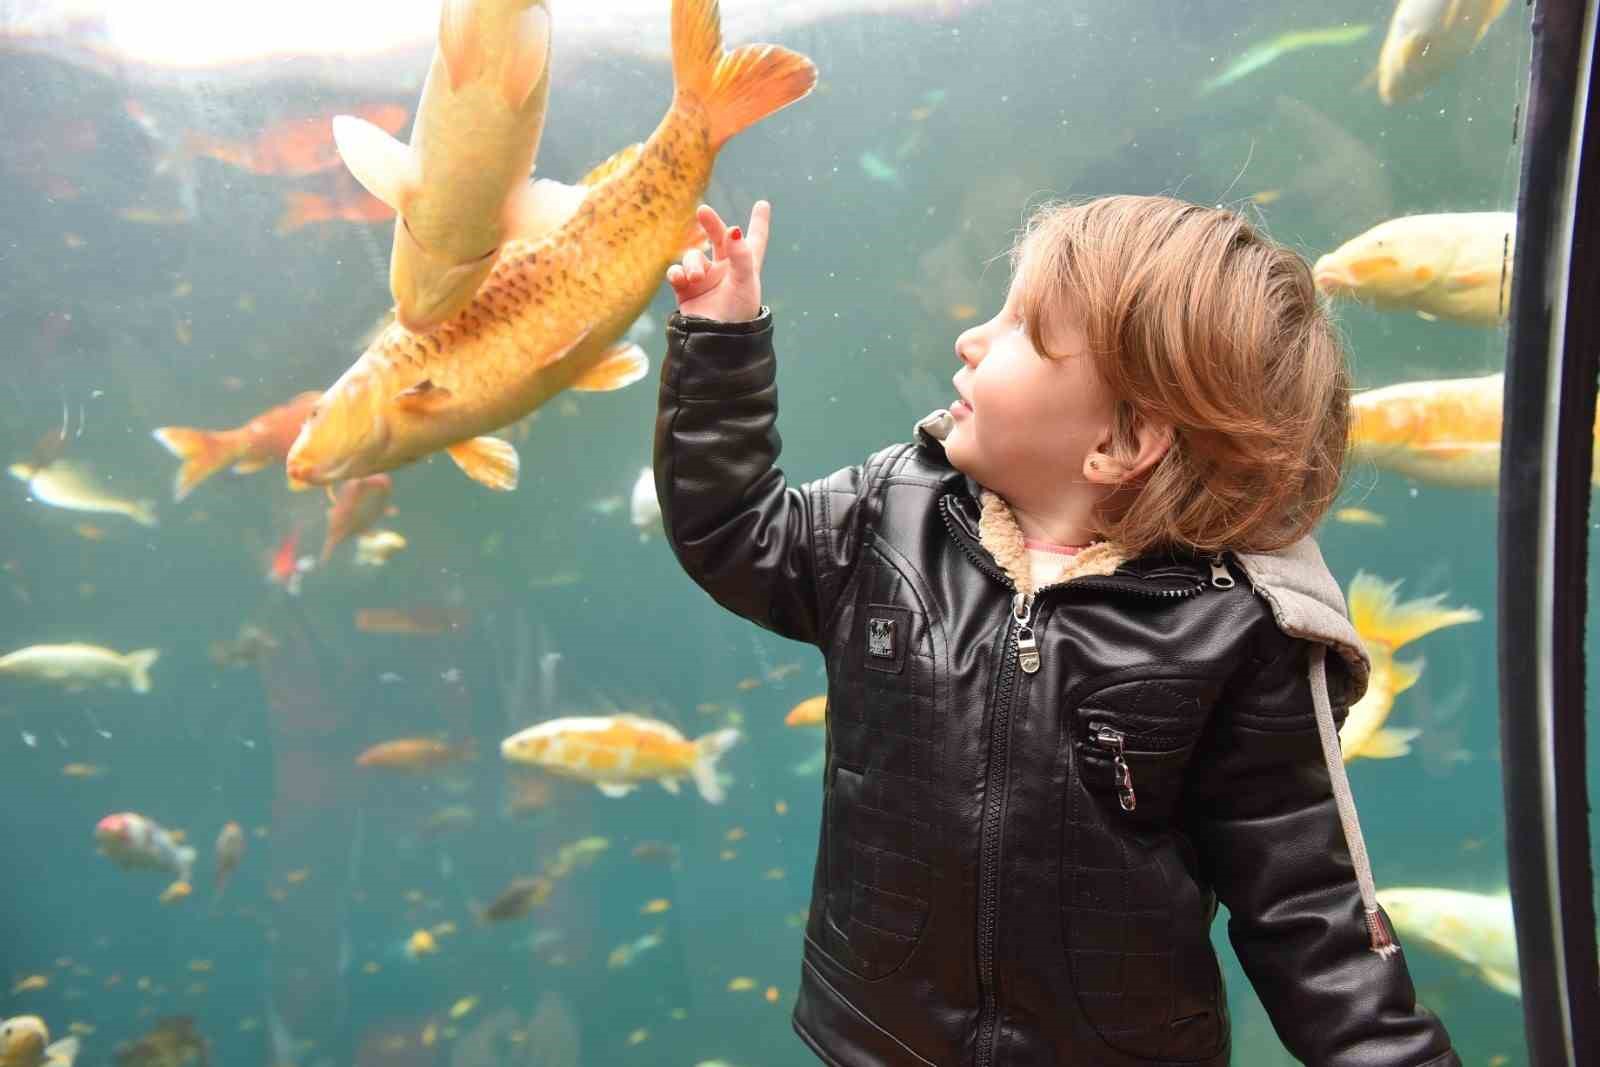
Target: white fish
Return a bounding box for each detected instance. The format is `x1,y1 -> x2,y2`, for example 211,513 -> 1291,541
629,468 -> 661,538
94,812 -> 196,885
9,462 -> 156,527
501,713 -> 739,803
1376,886 -> 1520,996
1376,0 -> 1511,103
0,643 -> 159,694
1313,212 -> 1515,326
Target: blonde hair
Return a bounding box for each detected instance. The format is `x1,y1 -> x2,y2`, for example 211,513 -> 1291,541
1013,194 -> 1350,556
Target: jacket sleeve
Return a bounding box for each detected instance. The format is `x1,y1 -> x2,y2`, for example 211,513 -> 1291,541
653,308 -> 870,646
1180,624 -> 1459,1067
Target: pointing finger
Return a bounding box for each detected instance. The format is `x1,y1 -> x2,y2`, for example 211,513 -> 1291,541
744,200 -> 772,272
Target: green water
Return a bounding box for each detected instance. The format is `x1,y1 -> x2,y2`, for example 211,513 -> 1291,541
0,0 -> 1540,1063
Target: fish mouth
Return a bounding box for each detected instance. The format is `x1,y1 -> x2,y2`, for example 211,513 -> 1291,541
1311,261 -> 1352,294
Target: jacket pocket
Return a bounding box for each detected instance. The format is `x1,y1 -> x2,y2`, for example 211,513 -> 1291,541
1060,676 -> 1225,1061
821,762 -> 932,979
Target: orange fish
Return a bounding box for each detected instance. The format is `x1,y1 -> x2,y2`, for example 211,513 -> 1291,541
321,474 -> 393,563
276,178 -> 395,235
285,0 -> 817,491
267,525 -> 307,594
784,695 -> 827,728
186,103 -> 409,178
356,738 -> 475,773
354,607 -> 468,635
153,391 -> 321,500
213,822 -> 245,897
501,713 -> 740,803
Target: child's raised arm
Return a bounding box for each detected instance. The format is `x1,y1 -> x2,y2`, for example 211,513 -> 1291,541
653,201 -> 872,645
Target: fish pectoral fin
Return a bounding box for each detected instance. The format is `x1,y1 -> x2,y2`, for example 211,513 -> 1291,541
231,457 -> 272,474
332,114 -> 415,212
45,1036 -> 80,1067
595,782 -> 637,798
446,436 -> 520,491
1481,965 -> 1523,998
571,344 -> 650,393
504,179 -> 588,242
394,379 -> 455,412
1357,727 -> 1422,759
499,3 -> 552,111
659,777 -> 681,795
580,143 -> 644,187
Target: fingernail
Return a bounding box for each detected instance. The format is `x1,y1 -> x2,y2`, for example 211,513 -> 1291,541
729,227 -> 742,242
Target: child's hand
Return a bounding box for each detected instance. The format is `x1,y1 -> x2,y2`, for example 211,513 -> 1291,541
666,201 -> 769,323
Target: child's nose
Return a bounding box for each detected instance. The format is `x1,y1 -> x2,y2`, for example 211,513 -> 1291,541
955,327 -> 982,367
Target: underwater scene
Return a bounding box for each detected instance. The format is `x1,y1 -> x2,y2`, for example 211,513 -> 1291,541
0,0 -> 1547,1063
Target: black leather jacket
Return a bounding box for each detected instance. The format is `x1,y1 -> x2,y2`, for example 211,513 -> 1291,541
654,309 -> 1459,1067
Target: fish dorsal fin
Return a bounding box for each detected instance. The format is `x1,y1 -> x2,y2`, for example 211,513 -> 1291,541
332,115 -> 416,212
504,179 -> 589,242
395,379 -> 454,412
613,713 -> 685,742
446,436 -> 519,491
572,343 -> 649,393
499,3 -> 551,111
581,143 -> 644,186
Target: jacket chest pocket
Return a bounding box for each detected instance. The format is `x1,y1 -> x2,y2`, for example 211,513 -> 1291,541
1060,675 -> 1225,1060
815,558 -> 939,979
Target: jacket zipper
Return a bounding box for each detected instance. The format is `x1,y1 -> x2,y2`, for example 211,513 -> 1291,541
937,495 -> 1213,1065
1090,724 -> 1138,812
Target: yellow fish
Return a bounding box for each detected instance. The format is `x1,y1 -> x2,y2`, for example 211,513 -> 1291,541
1376,0 -> 1511,104
405,929 -> 439,960
1375,887 -> 1519,996
286,0 -> 817,491
9,462 -> 156,527
501,713 -> 740,803
1342,573 -> 1480,761
354,530 -> 408,566
0,644 -> 159,694
1349,372 -> 1600,489
0,1017 -> 79,1067
784,695 -> 827,727
334,0 -> 556,332
1313,212 -> 1515,326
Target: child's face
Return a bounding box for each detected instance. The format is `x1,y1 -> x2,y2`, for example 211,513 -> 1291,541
944,278 -> 1117,502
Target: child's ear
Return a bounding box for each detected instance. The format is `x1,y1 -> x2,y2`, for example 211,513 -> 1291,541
1084,419 -> 1174,483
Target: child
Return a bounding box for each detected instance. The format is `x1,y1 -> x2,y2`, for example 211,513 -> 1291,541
655,196 -> 1459,1066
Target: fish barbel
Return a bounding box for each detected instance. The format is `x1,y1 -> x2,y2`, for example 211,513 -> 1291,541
286,0 -> 818,491
335,0 -> 556,332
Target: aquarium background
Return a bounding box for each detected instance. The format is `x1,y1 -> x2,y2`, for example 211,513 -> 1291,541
0,0 -> 1547,1063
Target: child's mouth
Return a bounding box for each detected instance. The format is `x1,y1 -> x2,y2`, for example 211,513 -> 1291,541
952,398 -> 973,417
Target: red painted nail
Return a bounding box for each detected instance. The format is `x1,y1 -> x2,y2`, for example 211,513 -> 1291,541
729,227 -> 742,242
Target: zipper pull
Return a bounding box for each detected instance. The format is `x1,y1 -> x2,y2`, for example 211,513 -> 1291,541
1012,591 -> 1040,674
1093,725 -> 1137,812
1209,554 -> 1235,590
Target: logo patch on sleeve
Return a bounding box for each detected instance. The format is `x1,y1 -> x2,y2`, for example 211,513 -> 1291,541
867,617 -> 897,659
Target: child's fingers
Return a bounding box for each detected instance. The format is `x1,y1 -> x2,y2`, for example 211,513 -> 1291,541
696,204 -> 729,255
743,200 -> 772,271
683,247 -> 710,283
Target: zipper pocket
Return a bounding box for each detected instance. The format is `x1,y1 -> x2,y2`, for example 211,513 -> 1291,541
1089,724 -> 1138,812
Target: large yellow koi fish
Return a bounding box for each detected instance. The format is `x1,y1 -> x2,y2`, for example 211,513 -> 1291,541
287,0 -> 817,491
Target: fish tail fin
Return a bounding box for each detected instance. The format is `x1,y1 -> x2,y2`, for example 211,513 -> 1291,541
690,727 -> 741,804
45,1036 -> 80,1067
124,648 -> 160,694
1347,572 -> 1482,651
151,426 -> 245,501
129,499 -> 160,527
671,0 -> 817,149
1389,655 -> 1426,697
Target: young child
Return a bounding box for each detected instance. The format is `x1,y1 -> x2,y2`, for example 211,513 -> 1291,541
656,195 -> 1459,1066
